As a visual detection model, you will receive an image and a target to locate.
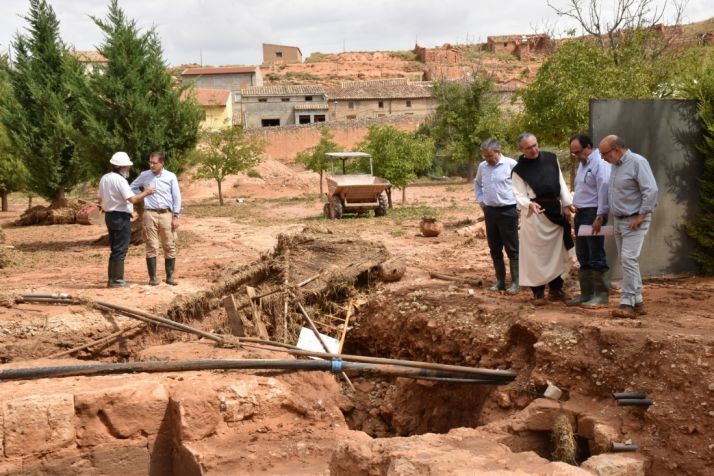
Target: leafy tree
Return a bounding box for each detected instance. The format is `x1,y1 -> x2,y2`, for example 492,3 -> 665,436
0,55 -> 28,211
0,0 -> 86,203
74,0 -> 202,178
189,126 -> 264,205
430,76 -> 502,180
295,127 -> 339,196
357,124 -> 434,205
684,50 -> 714,274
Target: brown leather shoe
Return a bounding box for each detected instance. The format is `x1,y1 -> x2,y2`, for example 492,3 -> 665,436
611,304 -> 636,319
532,297 -> 547,306
548,288 -> 568,302
634,302 -> 647,315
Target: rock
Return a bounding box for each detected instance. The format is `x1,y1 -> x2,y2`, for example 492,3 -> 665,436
377,258 -> 406,282
171,384 -> 221,441
544,382 -> 563,401
2,393 -> 75,457
581,453 -> 646,476
511,399 -> 576,432
75,380 -> 170,446
708,383 -> 714,392
495,391 -> 512,409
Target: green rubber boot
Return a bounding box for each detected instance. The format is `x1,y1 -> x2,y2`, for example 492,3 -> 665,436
489,259 -> 506,291
165,258 -> 178,286
582,270 -> 610,308
567,269 -> 593,306
506,259 -> 520,294
109,260 -> 128,288
146,257 -> 160,286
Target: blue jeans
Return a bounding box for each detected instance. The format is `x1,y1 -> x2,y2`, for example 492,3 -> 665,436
105,211 -> 132,262
574,207 -> 608,271
614,215 -> 651,306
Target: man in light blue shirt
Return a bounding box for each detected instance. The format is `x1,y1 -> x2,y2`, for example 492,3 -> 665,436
599,135 -> 658,319
474,138 -> 519,294
567,134 -> 611,307
131,151 -> 182,285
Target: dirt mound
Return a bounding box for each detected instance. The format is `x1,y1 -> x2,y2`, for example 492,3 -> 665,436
165,229 -> 391,345
0,228 -> 10,269
15,200 -> 88,226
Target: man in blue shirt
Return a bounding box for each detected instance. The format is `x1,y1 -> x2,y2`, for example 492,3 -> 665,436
567,134 -> 611,307
131,151 -> 182,285
474,138 -> 519,294
599,135 -> 658,319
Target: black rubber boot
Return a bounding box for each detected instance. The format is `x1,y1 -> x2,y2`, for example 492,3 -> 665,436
107,259 -> 113,288
567,269 -> 594,306
506,260 -> 519,294
147,257 -> 159,286
109,260 -> 128,288
582,270 -> 610,307
489,259 -> 506,291
165,258 -> 177,285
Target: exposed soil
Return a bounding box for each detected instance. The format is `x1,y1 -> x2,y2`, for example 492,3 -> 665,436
1,170 -> 713,475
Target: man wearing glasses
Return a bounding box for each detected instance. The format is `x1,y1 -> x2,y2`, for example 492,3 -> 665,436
567,133 -> 611,307
598,135 -> 658,318
131,151 -> 182,286
512,133 -> 574,305
474,138 -> 519,294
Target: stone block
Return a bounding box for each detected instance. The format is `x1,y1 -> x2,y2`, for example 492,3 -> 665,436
74,380 -> 170,446
581,453 -> 645,476
171,385 -> 221,441
2,393 -> 75,457
88,441 -> 151,476
510,398 -> 576,432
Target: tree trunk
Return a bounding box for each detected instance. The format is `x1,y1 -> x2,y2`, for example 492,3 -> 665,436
467,157 -> 476,182
386,186 -> 393,208
401,187 -> 406,204
0,189 -> 7,212
319,170 -> 324,197
217,179 -> 224,206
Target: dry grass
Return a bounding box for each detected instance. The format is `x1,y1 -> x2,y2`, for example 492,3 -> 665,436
551,413 -> 577,465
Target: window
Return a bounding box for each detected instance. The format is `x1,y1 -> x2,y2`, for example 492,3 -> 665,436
406,100 -> 412,107
261,118 -> 280,127
305,96 -> 313,101
346,115 -> 357,120
378,101 -> 384,108
258,98 -> 267,103
281,98 -> 290,102
504,42 -> 508,47
299,115 -> 311,124
378,113 -> 386,117
234,92 -> 242,103
348,101 -> 355,109
314,115 -> 326,122
276,51 -> 283,58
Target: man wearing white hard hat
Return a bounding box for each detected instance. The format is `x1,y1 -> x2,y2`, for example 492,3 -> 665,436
97,152 -> 155,288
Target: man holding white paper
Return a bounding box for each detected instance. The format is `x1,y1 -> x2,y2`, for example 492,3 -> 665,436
567,134 -> 611,307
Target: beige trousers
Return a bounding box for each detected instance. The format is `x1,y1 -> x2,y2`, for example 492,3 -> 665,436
143,211 -> 176,259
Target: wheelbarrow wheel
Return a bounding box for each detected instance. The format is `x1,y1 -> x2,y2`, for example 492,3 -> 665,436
374,194 -> 388,217
331,196 -> 343,219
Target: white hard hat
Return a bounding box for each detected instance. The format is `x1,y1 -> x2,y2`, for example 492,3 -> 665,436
110,151 -> 133,167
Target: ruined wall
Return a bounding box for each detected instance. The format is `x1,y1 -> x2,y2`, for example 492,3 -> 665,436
247,116 -> 425,163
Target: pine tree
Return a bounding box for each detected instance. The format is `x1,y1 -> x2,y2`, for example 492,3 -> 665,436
0,0 -> 86,202
76,0 -> 202,176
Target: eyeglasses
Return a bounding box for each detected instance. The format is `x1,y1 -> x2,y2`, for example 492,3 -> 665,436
570,148 -> 584,158
599,148 -> 612,157
523,143 -> 538,150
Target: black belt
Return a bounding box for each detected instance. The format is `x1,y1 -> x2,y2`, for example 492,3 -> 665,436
615,212 -> 638,219
574,207 -> 597,213
145,208 -> 171,213
485,204 -> 516,209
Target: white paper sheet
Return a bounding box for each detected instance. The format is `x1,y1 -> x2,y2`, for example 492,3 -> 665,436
577,225 -> 614,236
296,327 -> 340,357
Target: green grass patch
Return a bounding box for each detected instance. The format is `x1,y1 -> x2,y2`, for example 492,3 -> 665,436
183,202 -> 255,219
387,205 -> 439,220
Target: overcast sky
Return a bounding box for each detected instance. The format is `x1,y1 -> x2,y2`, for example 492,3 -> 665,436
2,0 -> 713,66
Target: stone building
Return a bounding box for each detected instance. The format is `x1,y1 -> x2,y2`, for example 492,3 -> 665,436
191,89 -> 232,130
239,85 -> 327,128
262,43 -> 303,65
327,79 -> 436,121
181,66 -> 263,124
485,34 -> 552,60
72,50 -> 107,74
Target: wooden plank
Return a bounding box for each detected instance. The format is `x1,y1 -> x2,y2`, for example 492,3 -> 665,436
246,286 -> 269,340
223,294 -> 247,337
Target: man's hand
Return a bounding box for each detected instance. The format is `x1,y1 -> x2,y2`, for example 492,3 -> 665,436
592,215 -> 603,234
629,213 -> 645,230
143,186 -> 156,195
562,206 -> 572,223
527,202 -> 543,218
172,215 -> 180,231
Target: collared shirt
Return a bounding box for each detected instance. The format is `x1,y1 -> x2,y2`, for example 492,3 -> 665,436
474,154 -> 518,207
98,172 -> 135,214
130,168 -> 182,214
573,149 -> 611,215
608,149 -> 658,217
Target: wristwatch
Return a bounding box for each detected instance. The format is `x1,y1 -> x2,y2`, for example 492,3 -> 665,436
173,213 -> 180,218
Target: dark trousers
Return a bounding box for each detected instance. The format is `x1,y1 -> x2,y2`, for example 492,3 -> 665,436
574,207 -> 608,271
531,276 -> 563,298
484,204 -> 519,262
105,211 -> 132,262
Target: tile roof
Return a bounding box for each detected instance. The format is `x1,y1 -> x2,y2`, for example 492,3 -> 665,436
182,66 -> 257,76
73,50 -> 107,63
487,34 -> 549,43
328,79 -> 433,100
294,103 -> 329,110
241,85 -> 326,96
192,88 -> 230,106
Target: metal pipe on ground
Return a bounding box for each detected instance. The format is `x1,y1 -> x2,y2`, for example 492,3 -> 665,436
0,359 -> 510,384
616,398 -> 653,407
